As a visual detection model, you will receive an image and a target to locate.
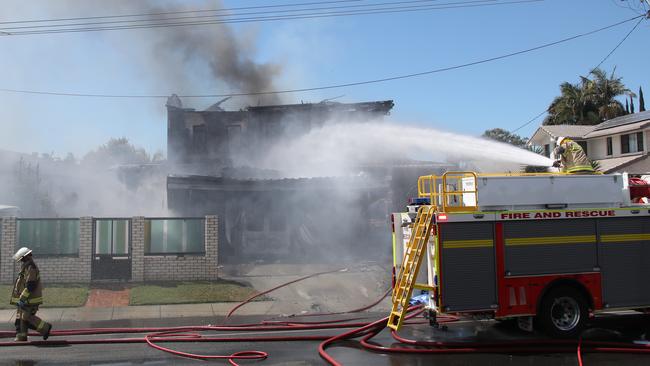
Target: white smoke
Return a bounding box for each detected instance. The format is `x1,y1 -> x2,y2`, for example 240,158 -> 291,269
259,120 -> 553,178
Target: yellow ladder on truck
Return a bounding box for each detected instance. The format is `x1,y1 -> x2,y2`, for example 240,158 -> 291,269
388,205 -> 435,331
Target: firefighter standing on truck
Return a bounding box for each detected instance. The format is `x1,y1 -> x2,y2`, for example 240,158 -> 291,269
552,136 -> 596,174
10,247 -> 52,342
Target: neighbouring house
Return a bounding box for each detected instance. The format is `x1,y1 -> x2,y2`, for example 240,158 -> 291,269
529,111 -> 650,173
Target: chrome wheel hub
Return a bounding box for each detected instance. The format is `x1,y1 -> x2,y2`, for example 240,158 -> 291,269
550,296 -> 580,331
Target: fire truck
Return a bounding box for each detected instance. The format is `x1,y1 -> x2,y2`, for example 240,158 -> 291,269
389,171 -> 650,338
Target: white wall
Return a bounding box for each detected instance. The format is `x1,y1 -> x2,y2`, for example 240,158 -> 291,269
588,138 -> 608,160
587,128 -> 650,160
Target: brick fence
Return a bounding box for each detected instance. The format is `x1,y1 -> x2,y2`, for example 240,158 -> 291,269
0,216 -> 218,284
143,216 -> 218,281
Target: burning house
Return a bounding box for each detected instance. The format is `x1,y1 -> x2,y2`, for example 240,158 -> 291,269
165,96 -> 451,263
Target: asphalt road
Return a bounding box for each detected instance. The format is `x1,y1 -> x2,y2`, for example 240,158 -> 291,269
1,312 -> 650,365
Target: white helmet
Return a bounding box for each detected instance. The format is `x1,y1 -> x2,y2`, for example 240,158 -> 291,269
556,136 -> 567,145
13,247 -> 32,262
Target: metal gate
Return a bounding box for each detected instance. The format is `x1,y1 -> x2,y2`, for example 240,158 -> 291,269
92,219 -> 132,281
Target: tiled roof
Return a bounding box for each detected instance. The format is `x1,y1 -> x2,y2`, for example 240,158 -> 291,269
539,125 -> 595,138
530,112 -> 650,141
584,120 -> 650,138
595,154 -> 645,173
594,110 -> 650,131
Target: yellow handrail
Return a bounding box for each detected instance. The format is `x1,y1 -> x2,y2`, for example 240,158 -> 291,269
417,174 -> 440,208
417,171 -> 479,213
442,171 -> 478,212
416,170 -> 597,213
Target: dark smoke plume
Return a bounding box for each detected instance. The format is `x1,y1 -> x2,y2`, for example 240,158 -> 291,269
40,0 -> 284,107
151,0 -> 283,106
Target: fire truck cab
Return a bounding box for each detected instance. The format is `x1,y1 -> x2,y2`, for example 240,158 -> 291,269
390,171 -> 650,338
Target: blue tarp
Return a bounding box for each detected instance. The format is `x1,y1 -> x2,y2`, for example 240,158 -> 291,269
409,291 -> 429,305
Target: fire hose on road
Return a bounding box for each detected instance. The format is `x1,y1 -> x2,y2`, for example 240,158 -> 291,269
1,269 -> 650,366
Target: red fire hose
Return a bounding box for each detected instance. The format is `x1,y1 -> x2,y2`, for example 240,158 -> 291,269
2,268 -> 650,365
318,305 -> 650,366
226,267 -> 349,317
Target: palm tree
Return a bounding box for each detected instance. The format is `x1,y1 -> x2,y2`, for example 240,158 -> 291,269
543,68 -> 633,125
584,68 -> 633,120
544,82 -> 599,125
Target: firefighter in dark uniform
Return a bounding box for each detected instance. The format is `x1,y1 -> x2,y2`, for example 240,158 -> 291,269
552,136 -> 596,174
10,247 -> 52,342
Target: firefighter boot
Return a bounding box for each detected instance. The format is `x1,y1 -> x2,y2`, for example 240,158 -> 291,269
41,322 -> 52,340
14,320 -> 28,342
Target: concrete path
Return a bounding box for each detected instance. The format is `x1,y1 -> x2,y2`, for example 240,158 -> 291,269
1,262 -> 392,324
86,288 -> 130,307
221,262 -> 392,316
0,301 -> 275,323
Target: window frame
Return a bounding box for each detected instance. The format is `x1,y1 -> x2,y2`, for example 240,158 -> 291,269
606,137 -> 613,156
93,218 -> 131,256
17,218 -> 80,257
620,132 -> 644,154
144,217 -> 206,256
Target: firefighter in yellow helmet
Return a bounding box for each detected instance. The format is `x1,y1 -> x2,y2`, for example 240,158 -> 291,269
10,247 -> 52,342
552,136 -> 596,174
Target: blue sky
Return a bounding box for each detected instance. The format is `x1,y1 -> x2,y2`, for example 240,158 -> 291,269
0,0 -> 648,158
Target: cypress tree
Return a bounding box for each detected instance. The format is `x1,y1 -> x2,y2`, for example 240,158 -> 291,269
640,86 -> 646,112
625,99 -> 630,114
630,97 -> 635,114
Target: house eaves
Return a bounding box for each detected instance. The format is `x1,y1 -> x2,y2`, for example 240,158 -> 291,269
529,125 -> 594,145
539,125 -> 595,139
584,120 -> 650,138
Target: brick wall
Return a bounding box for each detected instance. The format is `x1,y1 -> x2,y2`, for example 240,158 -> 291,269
34,257 -> 87,284
131,216 -> 145,282
1,216 -> 219,284
34,217 -> 92,283
0,217 -> 17,284
1,217 -> 92,284
142,216 -> 218,281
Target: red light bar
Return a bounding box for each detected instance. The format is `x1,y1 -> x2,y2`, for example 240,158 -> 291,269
437,213 -> 448,222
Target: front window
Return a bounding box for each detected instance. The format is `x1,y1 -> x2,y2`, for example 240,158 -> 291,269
621,132 -> 644,154
606,137 -> 613,156
145,218 -> 205,255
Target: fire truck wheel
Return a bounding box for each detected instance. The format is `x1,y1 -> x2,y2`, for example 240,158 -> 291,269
537,286 -> 588,338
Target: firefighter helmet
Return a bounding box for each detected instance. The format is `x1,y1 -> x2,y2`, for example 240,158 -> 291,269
13,247 -> 32,262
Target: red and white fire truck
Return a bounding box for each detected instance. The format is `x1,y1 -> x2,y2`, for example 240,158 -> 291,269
389,171 -> 650,337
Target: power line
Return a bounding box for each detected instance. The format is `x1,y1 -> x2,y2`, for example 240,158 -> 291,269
0,0 -> 474,31
591,16 -> 644,71
1,0 -> 534,35
0,0 -> 364,24
511,109 -> 548,134
511,16 -> 645,134
0,14 -> 642,99
0,0 -> 539,36
0,0 -> 506,31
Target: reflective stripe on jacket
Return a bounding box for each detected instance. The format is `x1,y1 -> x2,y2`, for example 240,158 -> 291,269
10,259 -> 43,306
561,139 -> 595,174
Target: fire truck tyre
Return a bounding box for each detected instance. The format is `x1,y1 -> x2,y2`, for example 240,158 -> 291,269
538,286 -> 588,338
